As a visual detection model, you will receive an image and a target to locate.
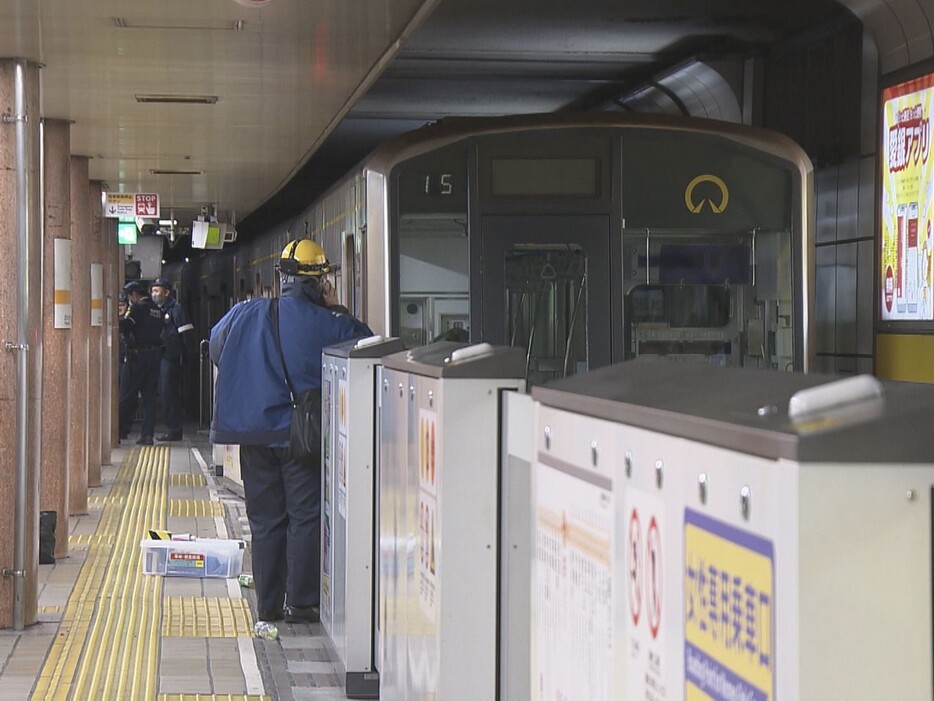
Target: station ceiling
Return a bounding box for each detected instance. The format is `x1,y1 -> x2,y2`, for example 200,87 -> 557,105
0,0 -> 932,250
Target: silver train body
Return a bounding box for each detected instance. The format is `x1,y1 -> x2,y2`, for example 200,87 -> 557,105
181,112 -> 815,382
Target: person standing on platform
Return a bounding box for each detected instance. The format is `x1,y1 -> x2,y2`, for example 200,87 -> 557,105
116,292 -> 135,427
209,239 -> 371,628
118,280 -> 163,445
150,278 -> 195,442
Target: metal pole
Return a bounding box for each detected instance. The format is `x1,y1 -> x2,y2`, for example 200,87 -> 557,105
199,338 -> 209,430
12,58 -> 29,631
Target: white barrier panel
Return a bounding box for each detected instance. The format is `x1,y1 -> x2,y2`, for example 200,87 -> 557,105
321,336 -> 404,698
378,342 -> 525,701
531,360 -> 934,701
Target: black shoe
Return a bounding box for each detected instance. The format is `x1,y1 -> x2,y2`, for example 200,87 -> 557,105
257,609 -> 284,623
136,436 -> 154,446
157,433 -> 183,442
284,604 -> 320,624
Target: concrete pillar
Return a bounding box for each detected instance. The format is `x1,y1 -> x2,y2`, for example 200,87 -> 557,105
68,157 -> 90,516
100,213 -> 115,467
0,59 -> 42,629
87,181 -> 102,488
39,119 -> 72,559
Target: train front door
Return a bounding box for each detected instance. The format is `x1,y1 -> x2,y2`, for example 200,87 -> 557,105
478,215 -> 611,385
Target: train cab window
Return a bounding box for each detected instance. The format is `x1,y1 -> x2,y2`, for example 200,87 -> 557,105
394,146 -> 469,348
624,231 -> 794,369
504,244 -> 587,385
631,284 -> 731,328
396,215 -> 469,348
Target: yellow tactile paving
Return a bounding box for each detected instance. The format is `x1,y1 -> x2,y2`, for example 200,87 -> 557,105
169,499 -> 226,518
159,694 -> 272,701
68,533 -> 116,547
89,495 -> 126,505
33,445 -> 169,700
39,606 -> 63,614
162,597 -> 254,638
171,473 -> 208,488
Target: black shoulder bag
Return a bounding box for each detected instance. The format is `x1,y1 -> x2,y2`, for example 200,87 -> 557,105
270,299 -> 322,467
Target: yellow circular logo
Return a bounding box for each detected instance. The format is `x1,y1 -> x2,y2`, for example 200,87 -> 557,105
684,174 -> 729,214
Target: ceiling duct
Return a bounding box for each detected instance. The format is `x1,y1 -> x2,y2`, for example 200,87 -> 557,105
615,57 -> 744,123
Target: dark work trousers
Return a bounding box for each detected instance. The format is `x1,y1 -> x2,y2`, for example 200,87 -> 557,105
240,445 -> 321,617
159,356 -> 184,435
118,349 -> 160,439
118,360 -> 133,436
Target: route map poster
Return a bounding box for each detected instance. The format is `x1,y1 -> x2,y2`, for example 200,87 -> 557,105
881,73 -> 934,320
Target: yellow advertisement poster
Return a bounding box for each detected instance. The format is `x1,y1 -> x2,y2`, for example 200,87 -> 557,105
881,74 -> 934,320
684,510 -> 774,701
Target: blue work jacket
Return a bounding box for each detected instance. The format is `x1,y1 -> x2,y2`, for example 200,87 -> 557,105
209,283 -> 372,446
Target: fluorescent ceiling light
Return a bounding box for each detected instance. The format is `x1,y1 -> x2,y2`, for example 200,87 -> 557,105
135,94 -> 218,105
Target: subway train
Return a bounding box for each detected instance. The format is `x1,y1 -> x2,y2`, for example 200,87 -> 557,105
169,111 -> 814,406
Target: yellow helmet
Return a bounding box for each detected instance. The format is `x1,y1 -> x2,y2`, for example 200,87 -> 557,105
277,239 -> 331,276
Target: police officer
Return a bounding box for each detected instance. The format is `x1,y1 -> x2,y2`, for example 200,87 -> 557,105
210,239 -> 371,627
118,280 -> 163,445
150,278 -> 195,441
116,292 -> 135,433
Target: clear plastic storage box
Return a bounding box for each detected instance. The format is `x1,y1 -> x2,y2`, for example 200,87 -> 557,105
140,538 -> 245,578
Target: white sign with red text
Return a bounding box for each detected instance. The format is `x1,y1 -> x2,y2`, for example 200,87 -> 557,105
626,487 -> 668,701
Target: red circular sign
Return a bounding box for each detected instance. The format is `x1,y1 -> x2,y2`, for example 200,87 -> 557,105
646,517 -> 662,639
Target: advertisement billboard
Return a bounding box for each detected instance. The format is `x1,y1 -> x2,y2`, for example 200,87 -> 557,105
880,73 -> 934,321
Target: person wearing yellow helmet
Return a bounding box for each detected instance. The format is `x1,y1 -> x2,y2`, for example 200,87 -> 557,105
210,238 -> 371,628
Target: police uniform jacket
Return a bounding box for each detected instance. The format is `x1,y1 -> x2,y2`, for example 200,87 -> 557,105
159,297 -> 195,360
209,281 -> 372,446
120,296 -> 164,350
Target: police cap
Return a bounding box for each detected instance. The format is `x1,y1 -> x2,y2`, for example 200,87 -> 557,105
151,277 -> 172,291
124,280 -> 144,295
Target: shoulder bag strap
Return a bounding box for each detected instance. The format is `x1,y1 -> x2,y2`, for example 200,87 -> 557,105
269,298 -> 297,406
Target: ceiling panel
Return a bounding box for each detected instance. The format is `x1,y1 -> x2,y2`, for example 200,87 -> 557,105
0,0 -> 437,226
4,0 -> 934,254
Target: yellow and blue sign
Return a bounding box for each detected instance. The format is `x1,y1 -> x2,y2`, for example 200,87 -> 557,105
684,509 -> 774,701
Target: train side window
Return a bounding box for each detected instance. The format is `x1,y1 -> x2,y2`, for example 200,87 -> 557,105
397,215 -> 469,348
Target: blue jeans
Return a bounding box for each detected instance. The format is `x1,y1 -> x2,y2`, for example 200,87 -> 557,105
240,445 -> 321,615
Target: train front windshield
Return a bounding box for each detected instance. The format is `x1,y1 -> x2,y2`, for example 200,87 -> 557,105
624,232 -> 795,371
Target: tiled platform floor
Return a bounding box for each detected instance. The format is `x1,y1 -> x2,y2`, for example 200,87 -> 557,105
0,428 -> 350,701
